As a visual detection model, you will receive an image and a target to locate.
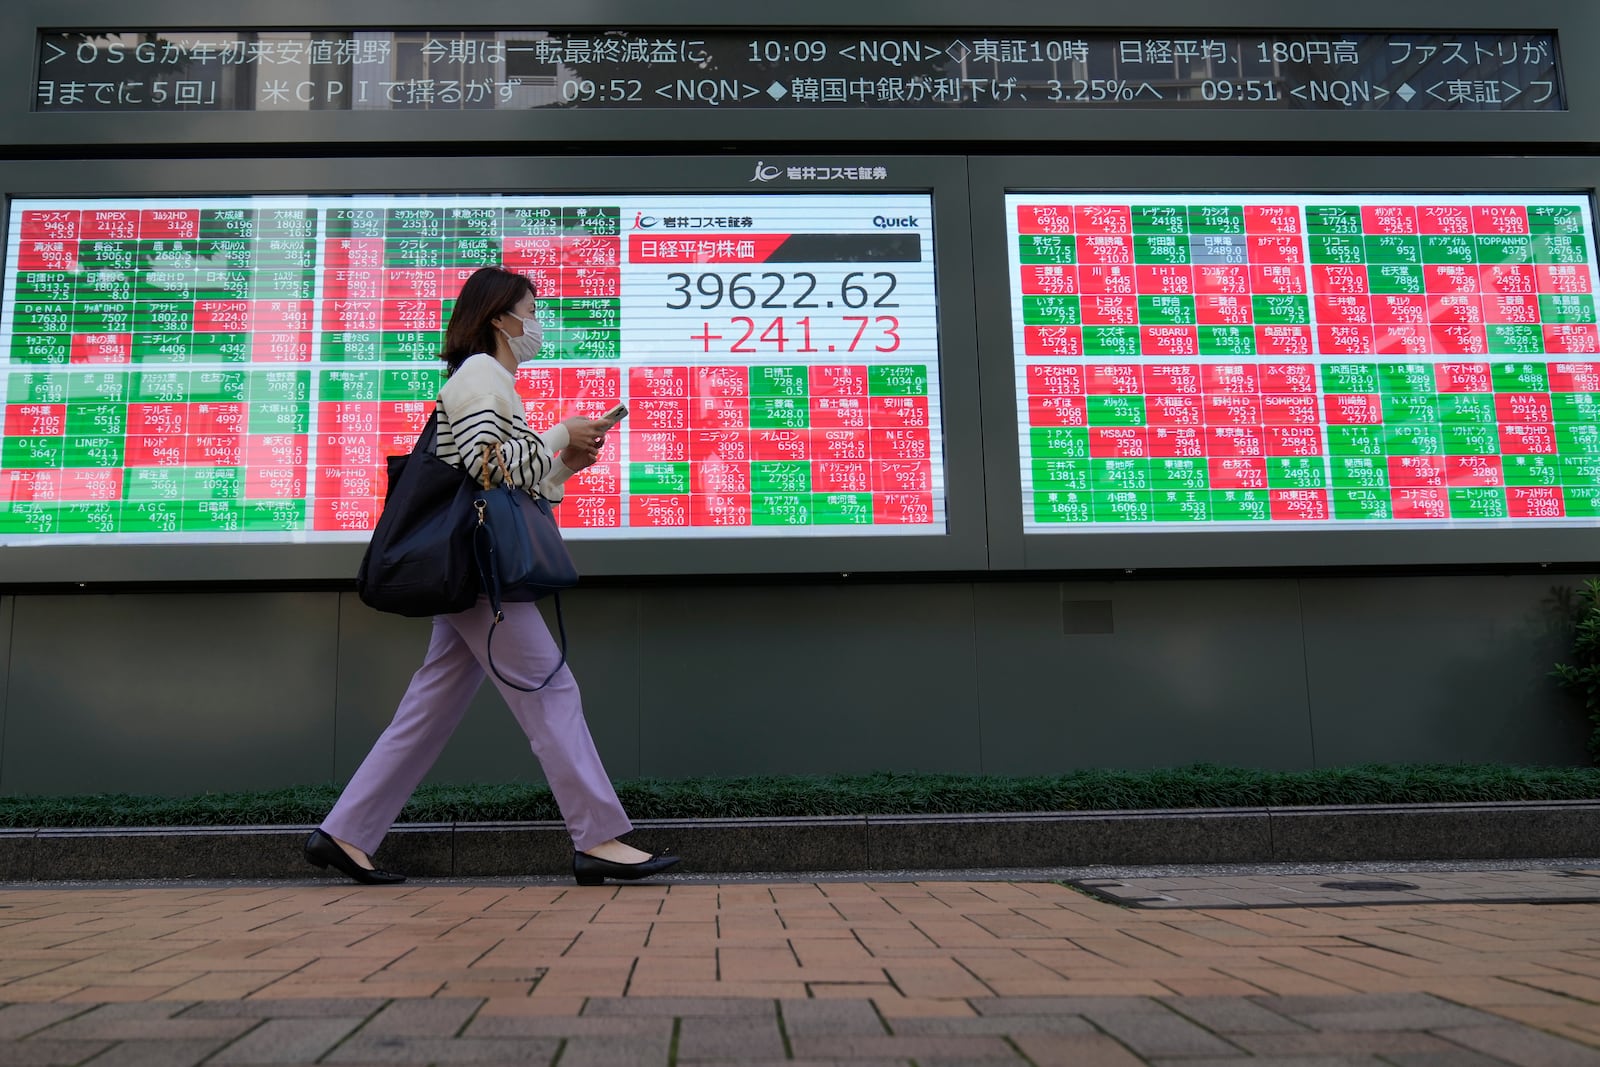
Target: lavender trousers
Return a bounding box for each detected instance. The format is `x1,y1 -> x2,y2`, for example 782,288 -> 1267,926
321,598 -> 633,855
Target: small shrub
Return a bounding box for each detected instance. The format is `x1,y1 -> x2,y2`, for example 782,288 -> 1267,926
1554,577 -> 1600,762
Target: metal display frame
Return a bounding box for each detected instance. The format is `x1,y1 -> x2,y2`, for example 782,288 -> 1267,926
971,154 -> 1600,571
0,153 -> 985,582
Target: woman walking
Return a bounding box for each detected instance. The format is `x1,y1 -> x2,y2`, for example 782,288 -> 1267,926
306,266 -> 678,887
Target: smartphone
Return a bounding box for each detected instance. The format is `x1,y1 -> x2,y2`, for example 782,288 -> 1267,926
599,403 -> 628,425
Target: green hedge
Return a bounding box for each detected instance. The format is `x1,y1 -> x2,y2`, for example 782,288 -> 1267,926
1,764 -> 1598,828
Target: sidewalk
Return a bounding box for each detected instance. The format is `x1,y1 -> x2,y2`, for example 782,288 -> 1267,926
2,868 -> 1599,1065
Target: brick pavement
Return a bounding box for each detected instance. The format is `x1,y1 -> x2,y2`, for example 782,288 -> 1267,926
0,874 -> 1598,1064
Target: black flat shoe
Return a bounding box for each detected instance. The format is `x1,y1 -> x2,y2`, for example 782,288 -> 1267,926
573,850 -> 681,886
304,829 -> 406,885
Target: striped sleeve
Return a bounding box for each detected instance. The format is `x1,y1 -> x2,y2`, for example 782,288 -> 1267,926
438,355 -> 558,496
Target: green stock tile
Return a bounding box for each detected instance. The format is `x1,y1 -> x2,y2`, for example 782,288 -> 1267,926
503,206 -> 561,236
812,492 -> 872,524
1022,295 -> 1081,326
751,461 -> 810,494
1476,235 -> 1533,264
320,332 -> 385,362
1380,394 -> 1440,425
9,334 -> 71,363
325,207 -> 385,239
1033,492 -> 1094,522
1560,455 -> 1600,486
193,271 -> 252,300
750,397 -> 809,429
750,365 -> 809,397
1132,205 -> 1189,234
132,371 -> 190,403
1502,455 -> 1562,486
1150,457 -> 1209,491
564,207 -> 620,236
630,462 -> 689,495
7,371 -> 67,404
246,402 -> 309,434
1198,327 -> 1256,356
382,331 -> 445,362
77,239 -> 138,270
1449,487 -> 1509,519
0,503 -> 61,535
868,364 -> 927,396
1133,234 -> 1190,265
14,270 -> 76,302
443,238 -> 502,268
1091,490 -> 1153,522
1150,491 -> 1212,521
1368,264 -> 1426,294
250,370 -> 311,403
72,303 -> 133,333
123,468 -> 184,502
133,335 -> 194,363
1321,362 -> 1379,393
3,437 -> 63,467
61,436 -> 123,468
1332,489 -> 1394,520
1331,456 -> 1389,488
752,493 -> 812,526
1532,233 -> 1590,265
1091,457 -> 1150,491
1539,294 -> 1597,324
1557,423 -> 1600,454
1422,235 -> 1478,265
1327,426 -> 1387,456
192,332 -> 251,361
1442,423 -> 1501,456
319,369 -> 382,401
381,368 -> 442,400
1031,427 -> 1090,458
1138,294 -> 1196,324
1082,326 -> 1142,356
1305,206 -> 1362,234
1018,234 -> 1077,264
181,500 -> 243,532
1566,486 -> 1600,516
1439,393 -> 1498,425
1530,205 -> 1585,234
55,502 -> 120,535
189,370 -> 248,403
240,500 -> 307,529
121,500 -> 182,532
1379,362 -> 1437,393
1491,363 -> 1550,391
64,404 -> 126,436
1268,457 -> 1327,488
1364,234 -> 1422,264
1552,392 -> 1600,423
1310,234 -> 1366,265
1209,489 -> 1270,521
1385,425 -> 1444,455
253,270 -> 316,299
1486,325 -> 1546,356
1034,458 -> 1092,491
1087,395 -> 1147,426
1188,205 -> 1244,234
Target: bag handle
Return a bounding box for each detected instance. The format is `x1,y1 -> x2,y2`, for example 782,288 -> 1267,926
471,463 -> 567,693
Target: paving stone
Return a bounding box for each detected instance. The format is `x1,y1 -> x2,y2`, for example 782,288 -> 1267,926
889,1015 -> 1097,1035
969,996 -> 1171,1016
778,997 -> 888,1036
1088,1007 -> 1245,1058
581,996 -> 775,1017
1159,996 -> 1311,1034
462,1015 -> 671,1039
790,1034 -> 1018,1059
179,999 -> 388,1019
1434,1024 -> 1600,1066
207,1017 -> 366,1065
675,1016 -> 788,1060
70,1037 -> 236,1067
359,997 -> 484,1038
555,1036 -> 676,1067
1235,1031 -> 1462,1055
1385,1053 -> 1531,1067
322,1035 -> 563,1064
0,1039 -> 112,1065
38,1013 -> 253,1041
1150,1058 -> 1387,1067
0,1004 -> 87,1039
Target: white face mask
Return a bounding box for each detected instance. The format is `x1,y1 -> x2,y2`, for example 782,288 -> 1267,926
501,312 -> 544,363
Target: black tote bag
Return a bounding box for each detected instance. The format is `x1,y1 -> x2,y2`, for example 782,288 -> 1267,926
356,412 -> 479,617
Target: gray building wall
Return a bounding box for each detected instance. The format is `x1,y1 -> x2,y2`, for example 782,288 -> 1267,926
0,0 -> 1594,796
